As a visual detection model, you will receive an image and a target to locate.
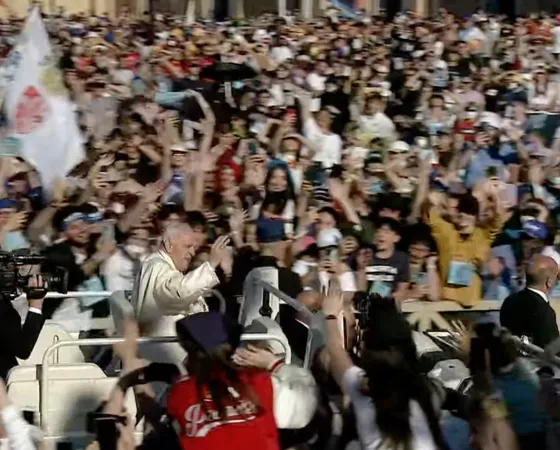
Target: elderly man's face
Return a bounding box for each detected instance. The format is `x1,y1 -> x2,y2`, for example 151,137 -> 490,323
168,227 -> 198,272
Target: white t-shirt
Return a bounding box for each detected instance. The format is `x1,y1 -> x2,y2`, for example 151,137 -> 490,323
552,26 -> 560,54
319,270 -> 357,293
306,72 -> 326,92
358,113 -> 396,140
303,118 -> 342,168
343,366 -> 437,450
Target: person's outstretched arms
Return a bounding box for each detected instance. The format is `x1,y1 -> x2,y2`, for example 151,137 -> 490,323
322,279 -> 353,388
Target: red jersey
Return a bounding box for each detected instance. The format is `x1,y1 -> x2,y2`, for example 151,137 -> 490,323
167,368 -> 279,450
454,119 -> 476,142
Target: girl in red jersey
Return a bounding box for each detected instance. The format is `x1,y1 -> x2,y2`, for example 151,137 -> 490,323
167,311 -> 280,450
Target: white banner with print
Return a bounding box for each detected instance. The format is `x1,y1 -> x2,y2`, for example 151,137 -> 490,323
2,8 -> 84,190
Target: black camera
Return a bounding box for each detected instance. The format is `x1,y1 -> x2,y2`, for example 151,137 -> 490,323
0,251 -> 68,300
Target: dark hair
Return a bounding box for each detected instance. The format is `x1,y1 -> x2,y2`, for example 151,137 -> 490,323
469,323 -> 518,376
376,217 -> 402,235
186,210 -> 208,230
407,224 -> 436,252
429,94 -> 445,103
180,340 -> 262,421
457,193 -> 479,217
360,296 -> 449,450
157,204 -> 186,224
263,165 -> 296,210
377,192 -> 406,217
317,206 -> 339,225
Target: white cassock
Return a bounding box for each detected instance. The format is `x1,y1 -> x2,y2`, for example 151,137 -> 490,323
131,250 -> 220,368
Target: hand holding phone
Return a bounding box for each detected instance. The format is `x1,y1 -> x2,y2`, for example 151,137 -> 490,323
94,416 -> 119,450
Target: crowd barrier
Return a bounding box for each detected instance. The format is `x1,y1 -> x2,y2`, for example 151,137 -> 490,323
251,281 -> 560,332
27,288 -> 560,346
403,300 -> 560,332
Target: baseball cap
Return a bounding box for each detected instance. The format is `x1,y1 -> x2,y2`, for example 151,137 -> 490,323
0,198 -> 15,210
176,311 -> 241,354
170,143 -> 188,153
390,140 -> 410,153
256,218 -> 286,243
316,228 -> 342,248
522,219 -> 548,240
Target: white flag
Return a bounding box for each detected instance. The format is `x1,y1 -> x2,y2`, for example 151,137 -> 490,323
2,8 -> 84,191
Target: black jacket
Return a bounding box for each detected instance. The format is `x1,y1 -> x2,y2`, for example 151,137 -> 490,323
0,300 -> 45,380
500,288 -> 559,348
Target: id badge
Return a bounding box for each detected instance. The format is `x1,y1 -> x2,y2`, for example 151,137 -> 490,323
369,280 -> 392,297
447,261 -> 474,287
413,271 -> 428,286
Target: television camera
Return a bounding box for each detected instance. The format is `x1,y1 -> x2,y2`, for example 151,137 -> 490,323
0,251 -> 68,300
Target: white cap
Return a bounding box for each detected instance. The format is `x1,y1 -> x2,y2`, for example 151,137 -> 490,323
479,112 -> 502,129
170,143 -> 188,153
391,140 -> 410,152
317,228 -> 342,249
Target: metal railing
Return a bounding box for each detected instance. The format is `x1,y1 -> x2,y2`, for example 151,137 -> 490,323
39,332 -> 290,434
253,279 -> 317,369
511,336 -> 560,366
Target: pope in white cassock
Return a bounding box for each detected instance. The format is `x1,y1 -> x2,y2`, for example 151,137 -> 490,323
131,222 -> 230,367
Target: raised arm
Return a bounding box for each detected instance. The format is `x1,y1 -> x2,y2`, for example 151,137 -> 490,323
322,279 -> 353,387
152,237 -> 228,314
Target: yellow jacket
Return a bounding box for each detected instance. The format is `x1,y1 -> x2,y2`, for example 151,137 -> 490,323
425,208 -> 503,307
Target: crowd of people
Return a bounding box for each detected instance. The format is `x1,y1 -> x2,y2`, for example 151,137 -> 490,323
2,3 -> 560,450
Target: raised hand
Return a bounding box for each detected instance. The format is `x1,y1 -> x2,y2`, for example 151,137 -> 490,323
209,235 -> 231,269
322,278 -> 344,317
228,209 -> 248,234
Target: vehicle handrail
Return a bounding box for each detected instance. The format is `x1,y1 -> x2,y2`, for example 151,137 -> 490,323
206,289 -> 227,314
511,336 -> 560,365
40,333 -> 290,434
254,280 -> 314,321
255,280 -> 318,369
17,291 -> 113,300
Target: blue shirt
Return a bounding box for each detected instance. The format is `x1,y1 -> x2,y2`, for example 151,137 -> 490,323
482,279 -> 511,301
465,144 -> 518,188
494,365 -> 545,436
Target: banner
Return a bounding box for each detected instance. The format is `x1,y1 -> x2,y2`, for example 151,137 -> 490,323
2,8 -> 84,191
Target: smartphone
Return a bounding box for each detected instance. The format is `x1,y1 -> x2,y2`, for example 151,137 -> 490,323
329,164 -> 344,180
486,166 -> 498,178
56,442 -> 73,450
22,409 -> 35,425
95,416 -> 118,450
304,162 -> 326,186
102,221 -> 115,242
328,247 -> 339,261
248,141 -> 258,155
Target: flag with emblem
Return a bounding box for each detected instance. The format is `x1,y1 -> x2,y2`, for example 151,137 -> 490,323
2,7 -> 84,191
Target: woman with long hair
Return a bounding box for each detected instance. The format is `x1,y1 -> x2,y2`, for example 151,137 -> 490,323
322,281 -> 449,449
166,312 -> 279,450
252,162 -> 296,234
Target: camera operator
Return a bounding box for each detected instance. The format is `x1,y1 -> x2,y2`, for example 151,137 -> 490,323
0,275 -> 47,380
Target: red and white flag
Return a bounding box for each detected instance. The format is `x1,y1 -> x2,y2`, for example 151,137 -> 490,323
2,8 -> 84,191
